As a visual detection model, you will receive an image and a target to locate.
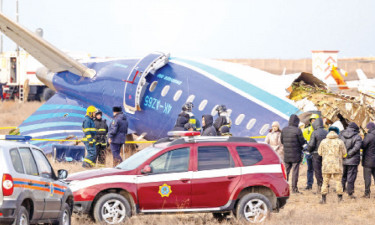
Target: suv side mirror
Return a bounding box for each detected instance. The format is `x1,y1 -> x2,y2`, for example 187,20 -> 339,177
57,169 -> 68,180
141,165 -> 152,174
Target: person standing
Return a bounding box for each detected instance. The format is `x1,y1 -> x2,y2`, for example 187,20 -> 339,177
82,106 -> 97,168
306,118 -> 328,194
201,115 -> 217,136
213,105 -> 232,136
318,126 -> 347,204
361,122 -> 375,198
281,114 -> 306,193
303,114 -> 319,190
94,110 -> 108,167
108,106 -> 128,167
173,104 -> 190,131
185,102 -> 201,132
0,81 -> 7,101
265,121 -> 283,159
340,122 -> 362,198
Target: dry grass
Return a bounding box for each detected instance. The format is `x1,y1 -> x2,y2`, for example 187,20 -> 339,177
2,101 -> 375,225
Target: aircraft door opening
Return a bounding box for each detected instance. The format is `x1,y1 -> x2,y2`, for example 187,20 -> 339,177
123,52 -> 169,114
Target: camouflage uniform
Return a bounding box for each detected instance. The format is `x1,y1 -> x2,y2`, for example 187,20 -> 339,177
318,131 -> 347,195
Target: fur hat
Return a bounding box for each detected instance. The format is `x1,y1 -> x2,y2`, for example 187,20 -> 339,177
112,106 -> 122,112
329,126 -> 340,135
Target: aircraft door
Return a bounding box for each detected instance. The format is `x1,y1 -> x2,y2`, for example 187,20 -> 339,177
123,52 -> 169,114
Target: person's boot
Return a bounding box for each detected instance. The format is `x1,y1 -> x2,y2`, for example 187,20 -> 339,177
320,194 -> 327,204
293,188 -> 302,194
304,186 -> 312,190
362,192 -> 370,198
348,194 -> 356,199
338,194 -> 343,202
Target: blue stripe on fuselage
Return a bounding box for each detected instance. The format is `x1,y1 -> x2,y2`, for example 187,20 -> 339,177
171,57 -> 299,117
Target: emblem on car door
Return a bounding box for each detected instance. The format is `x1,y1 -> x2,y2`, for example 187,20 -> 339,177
158,183 -> 172,197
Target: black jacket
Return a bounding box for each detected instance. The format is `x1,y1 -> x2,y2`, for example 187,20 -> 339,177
108,112 -> 128,144
173,112 -> 190,131
201,115 -> 217,136
340,122 -> 362,166
94,118 -> 108,145
281,114 -> 306,163
362,128 -> 375,168
307,118 -> 328,154
213,114 -> 231,135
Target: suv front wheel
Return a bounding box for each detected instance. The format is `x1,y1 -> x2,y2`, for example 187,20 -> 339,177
236,193 -> 272,223
93,193 -> 131,224
14,206 -> 29,225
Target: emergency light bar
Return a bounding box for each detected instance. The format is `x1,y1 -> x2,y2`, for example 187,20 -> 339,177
167,131 -> 201,137
0,135 -> 32,141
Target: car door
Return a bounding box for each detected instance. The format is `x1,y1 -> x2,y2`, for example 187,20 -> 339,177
191,145 -> 241,208
17,147 -> 46,219
31,148 -> 61,219
137,147 -> 192,210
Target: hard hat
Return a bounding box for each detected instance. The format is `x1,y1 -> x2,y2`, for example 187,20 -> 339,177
216,105 -> 227,113
310,114 -> 319,120
86,105 -> 97,117
96,110 -> 102,116
182,102 -> 194,112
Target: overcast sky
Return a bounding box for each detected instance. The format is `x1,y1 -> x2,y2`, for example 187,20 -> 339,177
1,0 -> 374,59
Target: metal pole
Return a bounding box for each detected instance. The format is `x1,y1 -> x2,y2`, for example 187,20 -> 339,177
16,0 -> 19,53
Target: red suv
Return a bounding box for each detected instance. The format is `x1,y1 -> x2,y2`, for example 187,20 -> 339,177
67,132 -> 289,224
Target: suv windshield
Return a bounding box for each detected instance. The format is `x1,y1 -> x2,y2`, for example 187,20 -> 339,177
116,145 -> 163,171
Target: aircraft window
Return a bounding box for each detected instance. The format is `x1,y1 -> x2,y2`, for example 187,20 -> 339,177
198,100 -> 208,111
246,119 -> 256,130
149,81 -> 158,92
260,124 -> 270,135
235,114 -> 245,125
211,105 -> 219,116
186,95 -> 195,103
161,85 -> 170,97
173,90 -> 182,101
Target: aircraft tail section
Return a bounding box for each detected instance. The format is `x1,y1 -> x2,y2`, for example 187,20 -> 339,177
356,69 -> 368,81
0,12 -> 95,77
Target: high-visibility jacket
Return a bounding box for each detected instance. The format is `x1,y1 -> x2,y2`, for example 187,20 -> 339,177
188,114 -> 201,131
82,115 -> 96,145
303,125 -> 314,142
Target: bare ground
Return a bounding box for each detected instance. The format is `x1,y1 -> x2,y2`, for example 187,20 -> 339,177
1,101 -> 375,225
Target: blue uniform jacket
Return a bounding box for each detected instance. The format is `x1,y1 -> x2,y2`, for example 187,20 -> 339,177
82,115 -> 96,144
108,112 -> 128,144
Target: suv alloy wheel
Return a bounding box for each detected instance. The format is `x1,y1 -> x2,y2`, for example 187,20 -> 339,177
236,193 -> 272,223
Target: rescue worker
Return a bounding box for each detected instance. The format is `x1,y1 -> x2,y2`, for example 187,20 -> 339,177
361,122 -> 375,198
265,121 -> 283,159
281,114 -> 306,193
340,122 -> 362,198
213,105 -> 232,136
82,105 -> 97,168
108,106 -> 128,166
318,126 -> 347,204
185,102 -> 201,132
94,110 -> 108,167
306,118 -> 328,194
173,105 -> 190,131
184,123 -> 194,131
201,114 -> 217,136
303,114 -> 319,190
